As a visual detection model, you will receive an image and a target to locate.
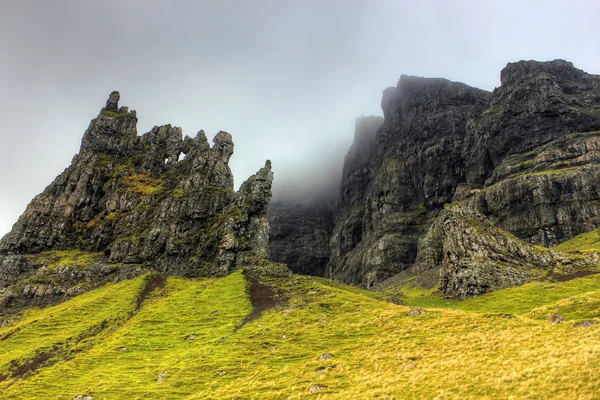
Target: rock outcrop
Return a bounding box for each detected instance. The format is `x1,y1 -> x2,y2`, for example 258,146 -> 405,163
408,203 -> 598,298
329,78 -> 491,287
268,199 -> 334,276
0,92 -> 275,314
3,59 -> 600,308
271,59 -> 600,296
463,60 -> 600,183
267,116 -> 382,276
327,59 -> 600,293
461,131 -> 600,247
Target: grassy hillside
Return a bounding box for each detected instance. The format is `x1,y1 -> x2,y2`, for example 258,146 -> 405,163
1,269 -> 600,399
553,227 -> 600,253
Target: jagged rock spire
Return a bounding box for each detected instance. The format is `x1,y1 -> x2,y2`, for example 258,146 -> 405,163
105,91 -> 120,112
0,91 -> 276,304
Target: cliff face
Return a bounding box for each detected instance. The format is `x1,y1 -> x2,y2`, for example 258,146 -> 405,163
463,59 -> 600,183
267,116 -> 381,277
325,59 -> 600,295
329,78 -> 491,287
0,92 -> 274,313
3,60 -> 600,307
463,131 -> 600,247
268,199 -> 333,276
406,202 -> 599,299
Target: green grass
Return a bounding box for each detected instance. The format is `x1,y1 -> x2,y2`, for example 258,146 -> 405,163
28,250 -> 104,270
172,189 -> 185,199
102,111 -> 129,118
0,276 -> 147,381
1,271 -> 600,398
387,273 -> 600,315
553,228 -> 600,253
530,289 -> 600,321
124,172 -> 165,196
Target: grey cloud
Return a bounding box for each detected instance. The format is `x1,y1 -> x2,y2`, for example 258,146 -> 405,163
1,0 -> 599,236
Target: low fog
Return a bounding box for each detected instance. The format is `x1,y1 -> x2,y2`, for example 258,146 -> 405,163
270,134 -> 349,204
1,1 -> 599,236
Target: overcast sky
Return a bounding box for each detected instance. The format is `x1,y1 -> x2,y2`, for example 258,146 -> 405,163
0,0 -> 599,238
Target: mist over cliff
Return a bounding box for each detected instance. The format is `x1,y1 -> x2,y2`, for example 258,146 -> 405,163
2,1 -> 599,239
270,136 -> 350,205
269,59 -> 600,297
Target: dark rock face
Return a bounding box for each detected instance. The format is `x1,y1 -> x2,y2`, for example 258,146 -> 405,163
463,59 -> 600,184
0,255 -> 144,312
330,78 -> 491,287
0,92 -> 274,314
329,59 -> 600,294
268,199 -> 334,276
3,59 -> 600,307
464,131 -> 600,247
267,116 -> 382,276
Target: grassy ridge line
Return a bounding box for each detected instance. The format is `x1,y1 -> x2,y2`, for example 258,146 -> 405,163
530,289 -> 600,321
196,277 -> 600,399
381,272 -> 600,316
0,275 -> 149,383
321,272 -> 600,320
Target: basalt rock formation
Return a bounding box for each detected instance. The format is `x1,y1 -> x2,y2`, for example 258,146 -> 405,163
404,202 -> 599,299
268,197 -> 334,276
329,77 -> 491,288
270,59 -> 600,297
2,60 -> 600,309
462,131 -> 600,247
332,59 -> 600,296
0,92 -> 275,314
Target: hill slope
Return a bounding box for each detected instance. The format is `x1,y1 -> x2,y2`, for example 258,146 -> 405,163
1,271 -> 599,399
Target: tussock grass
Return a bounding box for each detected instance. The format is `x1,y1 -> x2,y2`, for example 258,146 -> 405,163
0,276 -> 146,381
387,273 -> 600,315
102,111 -> 129,118
1,272 -> 599,398
530,289 -> 600,321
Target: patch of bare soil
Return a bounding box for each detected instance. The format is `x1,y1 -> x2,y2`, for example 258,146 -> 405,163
136,274 -> 166,310
549,270 -> 597,282
235,271 -> 287,331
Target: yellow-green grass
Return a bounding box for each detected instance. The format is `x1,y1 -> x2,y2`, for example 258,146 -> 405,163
124,172 -> 165,196
28,250 -> 104,270
0,275 -> 147,380
530,289 -> 600,321
553,228 -> 600,253
388,273 -> 600,315
102,111 -> 129,118
173,189 -> 185,199
1,272 -> 599,399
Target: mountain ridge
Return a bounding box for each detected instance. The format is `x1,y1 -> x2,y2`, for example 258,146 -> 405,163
269,59 -> 600,297
1,59 -> 600,399
0,92 -> 278,317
